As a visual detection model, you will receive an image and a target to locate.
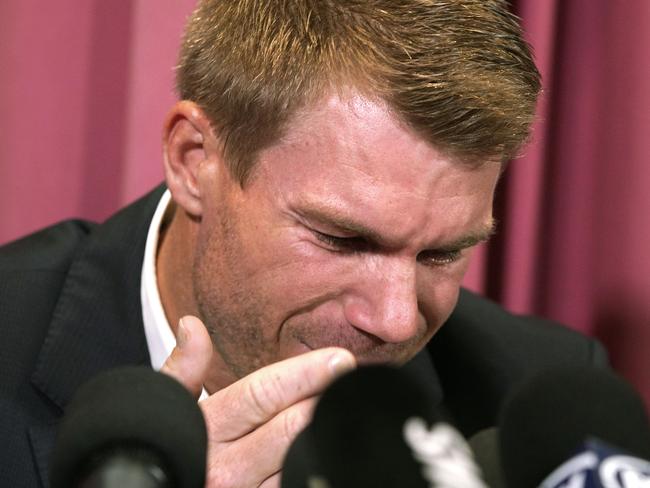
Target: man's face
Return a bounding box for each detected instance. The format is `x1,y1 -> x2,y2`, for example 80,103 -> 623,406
193,94 -> 501,379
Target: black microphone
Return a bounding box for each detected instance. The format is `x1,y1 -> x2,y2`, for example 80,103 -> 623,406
281,365 -> 488,488
499,366 -> 650,488
50,366 -> 207,488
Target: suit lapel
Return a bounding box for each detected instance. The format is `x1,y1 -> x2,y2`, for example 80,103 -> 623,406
428,289 -> 519,436
28,185 -> 166,486
403,346 -> 445,406
28,422 -> 59,488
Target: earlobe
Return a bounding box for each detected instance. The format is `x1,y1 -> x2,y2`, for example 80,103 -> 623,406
162,101 -> 219,217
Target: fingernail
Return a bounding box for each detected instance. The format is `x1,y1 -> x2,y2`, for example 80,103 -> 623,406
328,351 -> 356,376
177,318 -> 189,348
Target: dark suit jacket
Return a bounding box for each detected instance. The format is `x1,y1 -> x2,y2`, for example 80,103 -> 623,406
0,185 -> 607,487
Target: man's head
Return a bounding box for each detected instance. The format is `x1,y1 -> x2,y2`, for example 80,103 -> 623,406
176,0 -> 540,184
160,0 -> 540,384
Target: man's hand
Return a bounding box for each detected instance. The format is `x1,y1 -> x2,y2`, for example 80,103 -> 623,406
161,315 -> 356,488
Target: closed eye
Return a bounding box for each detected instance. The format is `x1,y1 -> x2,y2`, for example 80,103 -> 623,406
417,249 -> 463,267
314,229 -> 463,266
312,230 -> 370,253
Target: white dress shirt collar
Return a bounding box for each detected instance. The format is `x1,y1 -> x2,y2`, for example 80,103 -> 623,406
140,190 -> 176,371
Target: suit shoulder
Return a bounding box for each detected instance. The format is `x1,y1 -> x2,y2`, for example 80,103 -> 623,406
0,220 -> 96,273
439,288 -> 608,368
428,289 -> 608,434
0,220 -> 98,380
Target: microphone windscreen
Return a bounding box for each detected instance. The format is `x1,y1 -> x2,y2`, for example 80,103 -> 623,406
499,366 -> 650,488
282,365 -> 485,488
50,366 -> 207,488
469,427 -> 505,488
283,365 -> 440,487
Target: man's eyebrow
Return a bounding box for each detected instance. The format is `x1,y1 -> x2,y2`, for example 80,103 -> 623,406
296,205 -> 385,242
296,205 -> 497,249
437,219 -> 497,250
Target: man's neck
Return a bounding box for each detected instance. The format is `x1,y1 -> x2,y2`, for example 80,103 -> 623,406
156,204 -> 240,393
156,202 -> 194,331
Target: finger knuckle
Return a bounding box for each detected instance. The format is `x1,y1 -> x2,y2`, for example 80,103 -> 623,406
246,376 -> 283,418
282,405 -> 308,442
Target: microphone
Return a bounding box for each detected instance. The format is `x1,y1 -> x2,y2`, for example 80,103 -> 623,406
498,366 -> 650,488
538,438 -> 650,488
281,365 -> 488,488
49,366 -> 207,488
469,427 -> 506,488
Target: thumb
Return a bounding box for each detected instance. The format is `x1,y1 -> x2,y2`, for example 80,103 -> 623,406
160,315 -> 213,399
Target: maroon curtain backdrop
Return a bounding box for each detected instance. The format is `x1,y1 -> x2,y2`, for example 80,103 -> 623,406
1,1 -> 648,407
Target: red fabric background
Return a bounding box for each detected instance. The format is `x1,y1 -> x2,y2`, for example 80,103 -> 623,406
1,1 -> 648,407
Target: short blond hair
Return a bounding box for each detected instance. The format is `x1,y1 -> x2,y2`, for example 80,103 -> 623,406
177,0 -> 540,183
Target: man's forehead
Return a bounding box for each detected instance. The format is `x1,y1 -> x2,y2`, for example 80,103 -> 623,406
272,91 -> 503,174
252,91 -> 501,246
279,92 -> 413,147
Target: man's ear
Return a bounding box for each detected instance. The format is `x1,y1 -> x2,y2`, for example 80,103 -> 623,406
162,101 -> 222,217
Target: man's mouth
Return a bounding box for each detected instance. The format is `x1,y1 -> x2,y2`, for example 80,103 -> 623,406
297,336 -> 413,366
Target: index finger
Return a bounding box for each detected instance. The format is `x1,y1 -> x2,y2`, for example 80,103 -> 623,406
201,347 -> 356,441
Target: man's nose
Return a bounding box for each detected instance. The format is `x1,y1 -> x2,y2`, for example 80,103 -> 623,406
342,257 -> 420,344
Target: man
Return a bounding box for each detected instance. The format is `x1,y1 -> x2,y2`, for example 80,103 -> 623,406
0,1 -> 607,487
